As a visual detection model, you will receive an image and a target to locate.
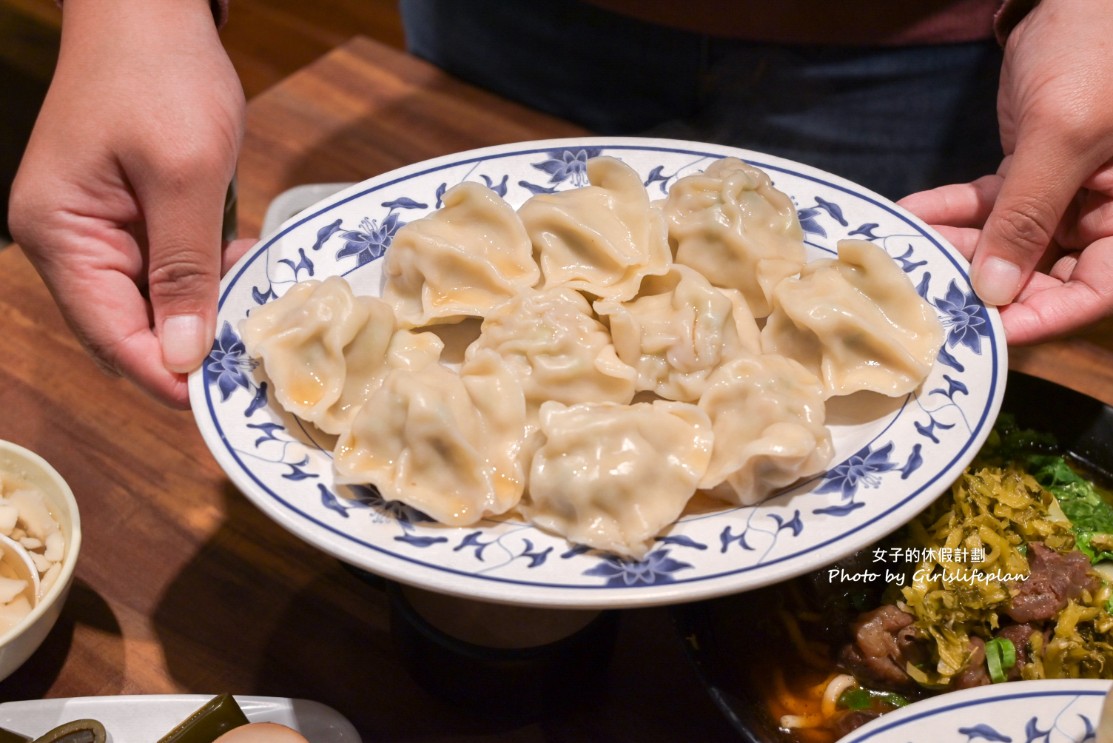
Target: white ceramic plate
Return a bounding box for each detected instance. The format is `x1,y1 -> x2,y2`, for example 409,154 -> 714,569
189,137 -> 1007,608
839,679 -> 1112,742
0,695 -> 360,742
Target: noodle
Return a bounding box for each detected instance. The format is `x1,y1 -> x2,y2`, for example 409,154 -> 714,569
779,609 -> 830,669
774,665 -> 849,731
780,713 -> 826,729
820,675 -> 857,718
742,416 -> 1113,743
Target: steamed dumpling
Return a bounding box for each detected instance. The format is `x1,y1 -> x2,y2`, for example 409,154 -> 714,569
760,238 -> 944,399
244,155 -> 949,559
698,354 -> 833,506
523,400 -> 713,559
241,276 -> 442,434
663,157 -> 806,317
464,286 -> 637,425
383,181 -> 541,327
594,264 -> 762,402
519,156 -> 671,301
333,350 -> 528,525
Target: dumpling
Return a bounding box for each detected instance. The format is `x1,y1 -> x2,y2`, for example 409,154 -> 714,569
662,157 -> 806,317
760,238 -> 944,399
333,350 -> 528,525
317,326 -> 443,435
594,264 -> 762,402
383,181 -> 541,327
523,400 -> 713,559
519,156 -> 671,301
241,277 -> 375,423
463,286 -> 637,424
241,276 -> 443,434
697,354 -> 833,506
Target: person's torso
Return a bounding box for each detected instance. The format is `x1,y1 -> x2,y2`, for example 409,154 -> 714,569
585,0 -> 998,45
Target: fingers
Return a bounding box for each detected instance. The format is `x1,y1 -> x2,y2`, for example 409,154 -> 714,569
968,126 -> 1110,307
22,220 -> 194,409
1055,183 -> 1113,248
998,235 -> 1113,344
1000,283 -> 1110,344
105,312 -> 193,409
7,0 -> 246,409
898,177 -> 1002,266
926,225 -> 982,262
897,175 -> 1002,229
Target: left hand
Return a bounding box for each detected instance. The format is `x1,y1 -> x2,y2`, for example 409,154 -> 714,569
898,0 -> 1113,345
8,0 -> 249,407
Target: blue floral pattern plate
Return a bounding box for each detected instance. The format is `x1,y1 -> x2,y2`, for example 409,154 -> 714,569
839,680 -> 1112,742
188,138 -> 1007,608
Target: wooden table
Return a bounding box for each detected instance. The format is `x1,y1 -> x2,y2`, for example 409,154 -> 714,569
1,35 -> 1111,742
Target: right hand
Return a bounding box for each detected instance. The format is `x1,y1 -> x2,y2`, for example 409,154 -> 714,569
898,0 -> 1113,346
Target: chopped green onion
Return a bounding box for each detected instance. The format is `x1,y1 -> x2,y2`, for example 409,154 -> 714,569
838,688 -> 872,710
984,637 -> 1017,683
878,691 -> 910,708
837,687 -> 911,711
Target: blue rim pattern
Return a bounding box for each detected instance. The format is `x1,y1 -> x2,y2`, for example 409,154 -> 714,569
189,138 -> 1006,608
840,680 -> 1111,742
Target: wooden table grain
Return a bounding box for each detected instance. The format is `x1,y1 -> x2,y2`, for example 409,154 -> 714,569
1,34 -> 1111,742
0,37 -> 735,742
236,36 -> 588,239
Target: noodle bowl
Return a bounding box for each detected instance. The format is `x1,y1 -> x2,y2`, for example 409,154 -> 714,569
676,373 -> 1113,742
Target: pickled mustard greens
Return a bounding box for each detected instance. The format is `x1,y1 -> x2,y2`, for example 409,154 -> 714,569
982,415 -> 1113,563
885,415 -> 1113,689
761,415 -> 1113,743
1024,456 -> 1113,563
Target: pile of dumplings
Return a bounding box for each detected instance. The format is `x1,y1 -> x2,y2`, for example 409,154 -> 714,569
242,157 -> 944,559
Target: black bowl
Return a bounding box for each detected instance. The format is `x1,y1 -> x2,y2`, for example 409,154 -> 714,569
672,371 -> 1113,742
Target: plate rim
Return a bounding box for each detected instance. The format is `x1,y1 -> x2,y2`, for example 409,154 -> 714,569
839,678 -> 1112,741
0,694 -> 360,742
189,136 -> 1007,609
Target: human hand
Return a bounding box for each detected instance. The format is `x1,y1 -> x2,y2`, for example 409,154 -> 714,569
898,0 -> 1113,345
8,0 -> 246,408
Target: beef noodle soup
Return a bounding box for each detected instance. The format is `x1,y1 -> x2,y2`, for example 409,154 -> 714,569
681,408 -> 1113,743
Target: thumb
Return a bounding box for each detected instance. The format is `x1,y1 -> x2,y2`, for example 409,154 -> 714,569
144,178 -> 232,374
970,135 -> 1099,307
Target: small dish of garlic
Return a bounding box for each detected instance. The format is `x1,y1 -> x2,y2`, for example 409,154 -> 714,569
0,440 -> 80,682
0,477 -> 66,631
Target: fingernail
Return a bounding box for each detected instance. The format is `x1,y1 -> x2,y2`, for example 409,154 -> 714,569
973,257 -> 1021,307
162,314 -> 209,373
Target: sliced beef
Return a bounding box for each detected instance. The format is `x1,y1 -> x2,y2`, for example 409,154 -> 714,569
833,710 -> 884,737
951,636 -> 990,689
837,543 -> 1098,697
838,604 -> 922,690
950,622 -> 1042,688
1005,542 -> 1097,623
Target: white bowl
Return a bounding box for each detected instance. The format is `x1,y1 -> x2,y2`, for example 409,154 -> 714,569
0,440 -> 81,682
